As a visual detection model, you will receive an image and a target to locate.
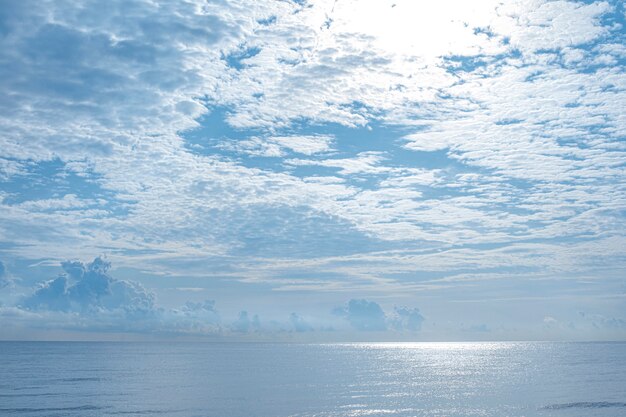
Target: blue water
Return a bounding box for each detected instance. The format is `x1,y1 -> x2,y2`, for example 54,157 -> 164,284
0,342 -> 625,416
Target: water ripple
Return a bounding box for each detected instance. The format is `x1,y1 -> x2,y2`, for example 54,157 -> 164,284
543,401 -> 626,410
0,405 -> 108,413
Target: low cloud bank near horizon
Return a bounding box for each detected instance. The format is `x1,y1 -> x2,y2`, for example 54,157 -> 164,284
1,257 -> 429,338
1,257 -> 625,341
332,299 -> 426,332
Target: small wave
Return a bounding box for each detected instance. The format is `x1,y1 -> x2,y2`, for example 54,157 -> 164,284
0,393 -> 61,398
107,410 -> 186,415
0,405 -> 108,413
543,401 -> 626,410
60,377 -> 104,382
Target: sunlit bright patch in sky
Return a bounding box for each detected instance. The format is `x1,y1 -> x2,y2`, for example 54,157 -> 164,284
0,0 -> 624,341
333,0 -> 507,57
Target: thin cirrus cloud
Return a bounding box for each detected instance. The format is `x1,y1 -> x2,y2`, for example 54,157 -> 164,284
0,261 -> 12,289
0,0 -> 625,339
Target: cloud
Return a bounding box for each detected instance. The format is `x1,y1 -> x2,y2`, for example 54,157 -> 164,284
495,0 -> 612,53
219,135 -> 334,157
0,261 -> 12,289
289,312 -> 313,332
14,257 -> 226,334
231,310 -> 261,333
269,135 -> 334,155
21,257 -> 155,318
543,316 -> 558,327
1,0 -> 623,283
5,258 -> 322,337
0,0 -> 625,341
333,300 -> 425,333
334,299 -> 387,331
166,300 -> 221,334
217,136 -> 284,157
390,306 -> 425,332
285,152 -> 391,175
579,312 -> 626,330
468,324 -> 490,333
0,0 -> 283,161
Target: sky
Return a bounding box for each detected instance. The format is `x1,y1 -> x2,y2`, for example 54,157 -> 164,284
0,0 -> 625,341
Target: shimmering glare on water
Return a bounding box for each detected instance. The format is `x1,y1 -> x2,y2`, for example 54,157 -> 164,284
0,342 -> 625,417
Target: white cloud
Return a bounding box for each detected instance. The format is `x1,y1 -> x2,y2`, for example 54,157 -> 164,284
334,299 -> 387,331
218,134 -> 334,157
0,0 -> 624,335
21,257 -> 156,317
269,135 -> 334,155
0,260 -> 12,289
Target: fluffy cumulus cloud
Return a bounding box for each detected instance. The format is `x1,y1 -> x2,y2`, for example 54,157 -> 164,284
332,300 -> 428,333
3,255 -> 435,337
231,310 -> 261,333
0,0 -> 625,339
21,257 -> 155,318
3,258 -> 223,335
390,307 -> 425,332
5,258 -> 430,337
289,312 -> 314,333
166,300 -> 222,334
334,299 -> 388,331
0,257 -> 219,334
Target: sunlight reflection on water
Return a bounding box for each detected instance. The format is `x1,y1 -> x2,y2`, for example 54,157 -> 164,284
0,342 -> 624,417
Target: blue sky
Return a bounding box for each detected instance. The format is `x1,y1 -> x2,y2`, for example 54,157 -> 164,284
0,0 -> 625,341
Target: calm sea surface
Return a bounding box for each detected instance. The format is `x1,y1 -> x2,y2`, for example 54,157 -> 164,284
0,342 -> 625,417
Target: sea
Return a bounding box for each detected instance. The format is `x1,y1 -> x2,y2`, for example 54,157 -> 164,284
0,341 -> 625,417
